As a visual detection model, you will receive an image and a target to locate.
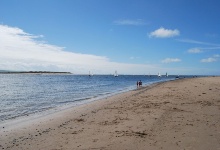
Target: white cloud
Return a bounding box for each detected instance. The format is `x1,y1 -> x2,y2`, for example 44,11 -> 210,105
200,54 -> 220,63
129,56 -> 140,60
177,39 -> 220,46
149,27 -> 180,38
0,24 -> 159,74
187,48 -> 203,53
214,54 -> 220,57
0,25 -> 104,65
200,57 -> 217,63
161,58 -> 181,63
114,19 -> 147,26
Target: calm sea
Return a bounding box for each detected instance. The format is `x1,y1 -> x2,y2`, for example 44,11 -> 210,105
0,74 -> 179,123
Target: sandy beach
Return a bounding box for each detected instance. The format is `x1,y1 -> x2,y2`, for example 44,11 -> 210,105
1,77 -> 220,150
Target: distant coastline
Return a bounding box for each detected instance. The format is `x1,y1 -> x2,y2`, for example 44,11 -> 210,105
0,71 -> 72,74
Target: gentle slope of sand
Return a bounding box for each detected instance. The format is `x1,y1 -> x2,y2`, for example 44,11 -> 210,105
1,77 -> 220,150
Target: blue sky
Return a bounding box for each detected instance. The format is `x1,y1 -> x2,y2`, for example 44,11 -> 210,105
0,0 -> 220,75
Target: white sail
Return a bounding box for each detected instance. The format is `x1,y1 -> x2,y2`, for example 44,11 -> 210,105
89,71 -> 93,76
114,71 -> 118,77
158,72 -> 161,77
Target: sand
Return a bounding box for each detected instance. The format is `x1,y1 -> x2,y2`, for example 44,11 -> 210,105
0,77 -> 220,150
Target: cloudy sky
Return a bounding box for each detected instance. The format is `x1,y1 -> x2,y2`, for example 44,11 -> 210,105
0,0 -> 220,75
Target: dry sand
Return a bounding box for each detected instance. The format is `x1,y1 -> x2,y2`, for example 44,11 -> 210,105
0,77 -> 220,150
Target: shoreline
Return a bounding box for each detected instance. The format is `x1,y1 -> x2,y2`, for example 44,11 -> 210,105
0,77 -> 172,126
1,77 -> 220,149
0,80 -> 162,131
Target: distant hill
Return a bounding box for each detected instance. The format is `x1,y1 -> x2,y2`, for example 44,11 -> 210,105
0,71 -> 72,74
0,70 -> 13,72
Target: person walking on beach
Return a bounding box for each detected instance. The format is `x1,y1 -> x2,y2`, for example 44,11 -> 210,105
137,81 -> 139,88
139,80 -> 142,87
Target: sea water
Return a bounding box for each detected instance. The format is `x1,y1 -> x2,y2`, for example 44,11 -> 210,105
0,74 -> 179,123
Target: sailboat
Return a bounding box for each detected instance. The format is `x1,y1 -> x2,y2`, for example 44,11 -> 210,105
158,72 -> 161,77
114,71 -> 118,77
89,71 -> 93,77
165,72 -> 168,77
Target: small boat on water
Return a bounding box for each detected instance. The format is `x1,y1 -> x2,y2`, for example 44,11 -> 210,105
165,72 -> 168,77
158,72 -> 161,77
89,71 -> 93,77
114,71 -> 118,77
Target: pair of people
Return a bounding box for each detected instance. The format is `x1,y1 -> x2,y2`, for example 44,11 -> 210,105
137,80 -> 142,87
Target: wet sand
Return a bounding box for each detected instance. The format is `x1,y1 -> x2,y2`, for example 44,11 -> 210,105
1,77 -> 220,150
